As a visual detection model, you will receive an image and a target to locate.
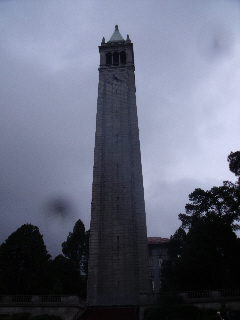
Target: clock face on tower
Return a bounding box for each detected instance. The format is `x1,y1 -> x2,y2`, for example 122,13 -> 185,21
113,71 -> 128,89
112,74 -> 123,83
105,72 -> 127,91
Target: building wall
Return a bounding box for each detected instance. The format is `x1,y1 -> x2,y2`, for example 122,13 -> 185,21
148,238 -> 170,293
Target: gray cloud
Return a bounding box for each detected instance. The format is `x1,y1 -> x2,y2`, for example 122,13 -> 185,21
1,0 -> 240,256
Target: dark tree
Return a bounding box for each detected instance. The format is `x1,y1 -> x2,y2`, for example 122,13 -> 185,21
0,224 -> 51,294
168,227 -> 187,260
52,255 -> 87,297
228,151 -> 240,177
179,182 -> 240,231
173,213 -> 240,290
62,219 -> 89,275
166,151 -> 240,291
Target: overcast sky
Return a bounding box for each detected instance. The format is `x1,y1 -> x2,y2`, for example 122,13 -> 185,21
1,0 -> 240,257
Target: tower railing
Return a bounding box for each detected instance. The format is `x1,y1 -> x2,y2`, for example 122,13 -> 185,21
155,289 -> 240,304
0,295 -> 86,307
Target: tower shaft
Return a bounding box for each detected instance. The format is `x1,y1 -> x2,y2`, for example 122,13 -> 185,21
88,26 -> 150,306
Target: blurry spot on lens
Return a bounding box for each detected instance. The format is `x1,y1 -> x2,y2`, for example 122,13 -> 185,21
197,21 -> 235,61
46,196 -> 73,219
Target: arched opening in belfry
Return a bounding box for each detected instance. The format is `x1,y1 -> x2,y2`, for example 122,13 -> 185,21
106,52 -> 112,65
113,52 -> 119,65
120,51 -> 126,64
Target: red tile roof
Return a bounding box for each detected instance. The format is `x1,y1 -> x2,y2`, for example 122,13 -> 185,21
147,237 -> 170,244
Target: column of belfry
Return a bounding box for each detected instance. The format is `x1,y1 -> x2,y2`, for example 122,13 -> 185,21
87,25 -> 151,306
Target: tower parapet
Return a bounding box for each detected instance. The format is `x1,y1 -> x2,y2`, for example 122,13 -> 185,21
99,25 -> 134,67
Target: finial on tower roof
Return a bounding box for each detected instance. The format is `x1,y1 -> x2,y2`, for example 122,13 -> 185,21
126,34 -> 131,43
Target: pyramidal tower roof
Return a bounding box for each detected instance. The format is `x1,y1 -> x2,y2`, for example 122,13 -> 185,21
108,25 -> 125,42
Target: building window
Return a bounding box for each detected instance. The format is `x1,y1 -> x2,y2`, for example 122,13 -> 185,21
106,52 -> 112,65
150,270 -> 154,278
149,247 -> 152,256
149,258 -> 153,266
120,51 -> 126,64
158,259 -> 163,266
113,52 -> 119,65
159,279 -> 162,289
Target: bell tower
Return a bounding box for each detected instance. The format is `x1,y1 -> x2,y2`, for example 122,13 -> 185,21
87,25 -> 151,306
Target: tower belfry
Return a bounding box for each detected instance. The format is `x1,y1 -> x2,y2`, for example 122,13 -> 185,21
88,25 -> 151,306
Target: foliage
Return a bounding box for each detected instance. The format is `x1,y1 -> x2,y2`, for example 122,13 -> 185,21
161,228 -> 186,291
179,182 -> 240,231
228,151 -> 240,177
0,315 -> 62,320
52,254 -> 87,297
0,316 -> 12,320
12,314 -> 30,320
0,221 -> 88,296
31,315 -> 62,320
168,227 -> 187,260
62,219 -> 89,275
166,151 -> 240,291
0,314 -> 31,320
0,224 -> 51,294
178,152 -> 240,232
144,304 -> 214,320
173,214 -> 240,290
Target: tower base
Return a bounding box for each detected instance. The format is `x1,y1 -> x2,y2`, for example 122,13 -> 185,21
80,306 -> 139,320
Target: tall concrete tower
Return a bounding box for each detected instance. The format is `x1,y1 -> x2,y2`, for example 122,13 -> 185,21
88,25 -> 151,306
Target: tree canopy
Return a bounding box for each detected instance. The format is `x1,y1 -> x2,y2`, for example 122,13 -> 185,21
52,254 -> 87,296
0,224 -> 51,294
228,151 -> 240,177
0,220 -> 89,296
62,219 -> 89,275
164,151 -> 240,291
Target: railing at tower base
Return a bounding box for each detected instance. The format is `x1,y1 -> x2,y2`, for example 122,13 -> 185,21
158,289 -> 240,304
1,291 -> 240,320
0,295 -> 87,320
